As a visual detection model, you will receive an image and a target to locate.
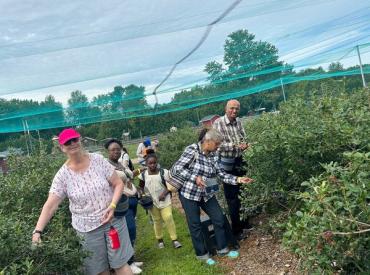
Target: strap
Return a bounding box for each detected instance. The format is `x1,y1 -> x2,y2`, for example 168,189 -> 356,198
159,168 -> 166,187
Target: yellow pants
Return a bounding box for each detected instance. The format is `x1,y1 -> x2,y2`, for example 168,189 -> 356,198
149,205 -> 177,241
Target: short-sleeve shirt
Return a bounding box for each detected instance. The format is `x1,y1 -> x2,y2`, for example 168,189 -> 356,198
49,153 -> 115,232
138,169 -> 171,209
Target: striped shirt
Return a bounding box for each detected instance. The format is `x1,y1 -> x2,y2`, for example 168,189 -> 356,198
50,153 -> 115,232
172,143 -> 237,202
213,115 -> 247,158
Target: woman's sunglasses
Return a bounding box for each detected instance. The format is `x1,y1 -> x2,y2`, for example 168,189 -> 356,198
64,137 -> 80,146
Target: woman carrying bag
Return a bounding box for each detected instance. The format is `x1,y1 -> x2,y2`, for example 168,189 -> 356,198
170,128 -> 253,265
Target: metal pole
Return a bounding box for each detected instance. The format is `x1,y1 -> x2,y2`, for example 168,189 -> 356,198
37,130 -> 42,151
25,120 -> 33,153
356,45 -> 367,88
22,120 -> 30,156
280,78 -> 286,102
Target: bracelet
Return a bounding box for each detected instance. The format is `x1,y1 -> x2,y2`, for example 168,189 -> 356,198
237,177 -> 242,184
32,229 -> 43,235
136,168 -> 141,175
110,202 -> 117,209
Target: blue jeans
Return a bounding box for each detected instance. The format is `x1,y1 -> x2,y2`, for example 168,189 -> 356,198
179,194 -> 227,257
125,196 -> 138,246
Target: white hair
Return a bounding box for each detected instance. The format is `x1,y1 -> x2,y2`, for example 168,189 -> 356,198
203,128 -> 223,143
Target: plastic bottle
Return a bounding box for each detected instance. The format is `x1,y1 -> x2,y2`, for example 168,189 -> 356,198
108,226 -> 120,249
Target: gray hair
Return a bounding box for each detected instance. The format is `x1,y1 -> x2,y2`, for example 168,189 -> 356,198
202,128 -> 223,143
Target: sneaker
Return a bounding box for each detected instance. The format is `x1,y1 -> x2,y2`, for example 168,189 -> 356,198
225,250 -> 239,259
172,240 -> 182,249
206,258 -> 216,265
130,264 -> 142,274
133,262 -> 143,267
157,241 -> 165,249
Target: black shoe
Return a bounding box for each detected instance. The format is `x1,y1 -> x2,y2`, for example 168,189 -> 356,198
236,231 -> 249,241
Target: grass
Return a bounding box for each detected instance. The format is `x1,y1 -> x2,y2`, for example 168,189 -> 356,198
134,205 -> 226,275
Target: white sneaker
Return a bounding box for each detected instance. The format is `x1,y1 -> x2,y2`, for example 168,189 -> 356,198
133,261 -> 143,267
130,264 -> 142,274
158,241 -> 165,249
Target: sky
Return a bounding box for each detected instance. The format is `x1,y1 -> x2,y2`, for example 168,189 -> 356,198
0,0 -> 369,106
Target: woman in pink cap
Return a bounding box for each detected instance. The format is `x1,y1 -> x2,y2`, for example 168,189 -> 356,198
32,128 -> 133,275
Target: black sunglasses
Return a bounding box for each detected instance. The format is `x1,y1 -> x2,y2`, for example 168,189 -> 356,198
64,137 -> 79,146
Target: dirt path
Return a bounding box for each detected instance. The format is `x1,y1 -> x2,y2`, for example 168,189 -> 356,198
171,194 -> 300,275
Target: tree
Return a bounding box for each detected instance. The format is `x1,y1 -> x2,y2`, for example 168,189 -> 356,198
223,29 -> 282,79
66,90 -> 99,126
328,62 -> 344,72
204,61 -> 224,82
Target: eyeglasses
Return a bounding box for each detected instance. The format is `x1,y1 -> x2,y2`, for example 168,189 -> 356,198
64,137 -> 79,146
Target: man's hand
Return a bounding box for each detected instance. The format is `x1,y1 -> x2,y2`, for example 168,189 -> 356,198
238,177 -> 254,184
238,143 -> 249,151
195,176 -> 206,189
101,206 -> 115,224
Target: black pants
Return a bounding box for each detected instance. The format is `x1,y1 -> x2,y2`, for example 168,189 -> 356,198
179,194 -> 227,257
223,157 -> 248,236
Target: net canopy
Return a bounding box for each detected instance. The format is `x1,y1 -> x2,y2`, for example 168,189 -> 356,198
0,0 -> 369,133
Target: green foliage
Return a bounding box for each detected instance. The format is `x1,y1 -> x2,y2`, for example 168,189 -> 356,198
240,88 -> 369,273
0,151 -> 86,274
157,127 -> 197,169
240,88 -> 370,215
283,152 -> 370,273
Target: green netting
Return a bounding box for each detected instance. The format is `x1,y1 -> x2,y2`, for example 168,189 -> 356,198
0,1 -> 369,133
1,65 -> 368,133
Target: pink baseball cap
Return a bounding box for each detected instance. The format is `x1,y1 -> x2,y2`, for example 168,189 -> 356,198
58,128 -> 81,145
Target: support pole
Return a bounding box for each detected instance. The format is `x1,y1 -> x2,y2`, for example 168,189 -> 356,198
280,78 -> 286,102
356,45 -> 367,88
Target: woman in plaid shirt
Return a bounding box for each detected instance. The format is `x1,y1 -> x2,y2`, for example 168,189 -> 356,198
172,128 -> 253,265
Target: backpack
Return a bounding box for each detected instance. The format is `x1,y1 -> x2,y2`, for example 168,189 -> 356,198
122,152 -> 135,171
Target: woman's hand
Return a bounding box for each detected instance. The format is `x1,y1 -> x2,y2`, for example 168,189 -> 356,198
158,190 -> 169,201
32,232 -> 42,244
196,176 -> 206,189
126,180 -> 133,190
237,177 -> 254,184
101,206 -> 115,224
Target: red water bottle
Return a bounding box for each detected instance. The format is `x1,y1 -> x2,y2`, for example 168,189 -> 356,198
108,226 -> 120,250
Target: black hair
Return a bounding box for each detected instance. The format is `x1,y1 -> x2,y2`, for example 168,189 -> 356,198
145,150 -> 157,162
198,127 -> 210,142
122,147 -> 128,154
104,138 -> 123,150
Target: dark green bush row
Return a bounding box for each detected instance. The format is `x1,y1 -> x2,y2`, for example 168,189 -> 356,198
240,88 -> 369,273
157,127 -> 198,169
0,152 -> 86,274
283,152 -> 369,273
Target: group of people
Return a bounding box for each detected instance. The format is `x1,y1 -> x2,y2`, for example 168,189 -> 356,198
32,99 -> 252,274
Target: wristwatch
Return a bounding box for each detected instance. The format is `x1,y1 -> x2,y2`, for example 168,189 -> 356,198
32,229 -> 43,235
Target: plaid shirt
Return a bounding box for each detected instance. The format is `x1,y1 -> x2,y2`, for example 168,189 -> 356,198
172,143 -> 237,202
213,115 -> 247,158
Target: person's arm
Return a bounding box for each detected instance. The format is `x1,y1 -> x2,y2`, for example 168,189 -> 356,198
121,153 -> 130,168
32,193 -> 63,243
172,145 -> 197,182
213,155 -> 238,185
136,144 -> 144,158
214,155 -> 253,185
101,171 -> 124,224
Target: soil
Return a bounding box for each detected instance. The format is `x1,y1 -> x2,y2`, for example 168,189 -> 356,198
171,193 -> 301,275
